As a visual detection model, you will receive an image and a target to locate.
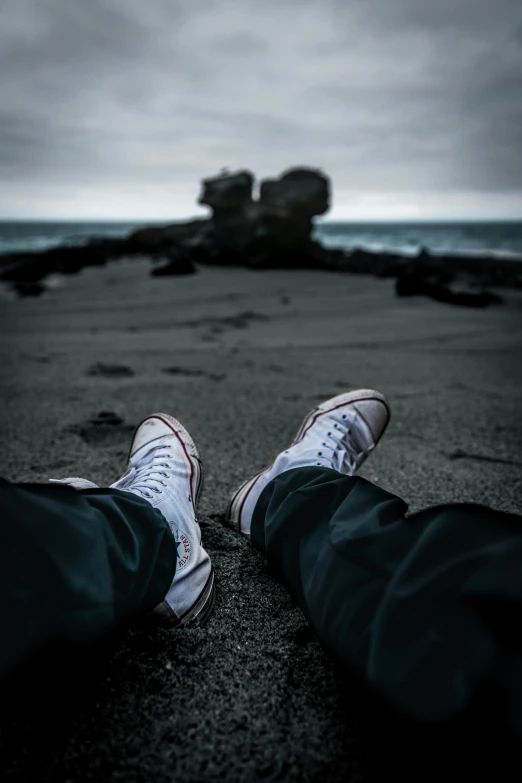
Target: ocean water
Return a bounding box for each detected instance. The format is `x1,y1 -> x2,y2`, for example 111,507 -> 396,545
1,219 -> 521,260
0,220 -> 152,255
314,221 -> 522,260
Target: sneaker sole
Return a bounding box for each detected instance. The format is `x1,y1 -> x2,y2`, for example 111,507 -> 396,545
130,413 -> 215,628
149,566 -> 216,629
177,566 -> 215,628
227,389 -> 390,534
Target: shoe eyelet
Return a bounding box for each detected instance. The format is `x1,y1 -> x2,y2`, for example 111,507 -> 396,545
318,451 -> 322,456
342,414 -> 347,419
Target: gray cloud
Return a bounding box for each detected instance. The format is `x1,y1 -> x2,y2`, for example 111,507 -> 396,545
0,0 -> 521,218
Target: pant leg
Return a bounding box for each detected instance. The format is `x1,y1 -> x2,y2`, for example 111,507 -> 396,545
0,479 -> 177,677
251,467 -> 522,727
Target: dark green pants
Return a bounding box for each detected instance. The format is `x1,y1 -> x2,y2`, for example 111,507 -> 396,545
252,467 -> 522,729
0,479 -> 176,677
3,471 -> 522,731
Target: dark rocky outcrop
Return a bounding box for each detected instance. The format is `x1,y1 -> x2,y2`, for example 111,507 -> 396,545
195,170 -> 256,264
395,273 -> 504,307
127,220 -> 210,254
251,168 -> 329,267
0,167 -> 519,306
190,167 -> 331,268
150,251 -> 197,277
0,243 -> 110,284
12,281 -> 46,297
260,168 -> 329,218
317,246 -> 516,305
199,170 -> 254,219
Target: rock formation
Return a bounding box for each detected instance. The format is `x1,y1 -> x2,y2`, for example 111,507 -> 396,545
199,170 -> 254,220
0,166 -> 518,305
190,167 -> 331,268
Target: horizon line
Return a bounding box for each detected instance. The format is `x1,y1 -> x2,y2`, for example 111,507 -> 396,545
0,216 -> 521,224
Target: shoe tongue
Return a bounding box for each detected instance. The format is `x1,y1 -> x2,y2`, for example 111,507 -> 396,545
314,415 -> 346,443
110,466 -> 137,490
130,436 -> 171,465
317,408 -> 373,453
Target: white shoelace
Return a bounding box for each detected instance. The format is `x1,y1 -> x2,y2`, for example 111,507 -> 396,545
298,407 -> 374,473
112,444 -> 174,499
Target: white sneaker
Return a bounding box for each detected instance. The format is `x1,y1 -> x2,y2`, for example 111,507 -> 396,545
228,389 -> 390,536
109,412 -> 214,627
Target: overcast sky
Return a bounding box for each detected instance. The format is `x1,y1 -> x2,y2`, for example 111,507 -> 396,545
1,0 -> 521,220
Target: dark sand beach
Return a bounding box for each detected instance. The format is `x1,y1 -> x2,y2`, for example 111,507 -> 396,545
1,259 -> 522,781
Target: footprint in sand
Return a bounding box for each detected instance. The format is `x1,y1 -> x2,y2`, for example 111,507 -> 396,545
162,367 -> 226,382
86,363 -> 135,378
65,411 -> 134,446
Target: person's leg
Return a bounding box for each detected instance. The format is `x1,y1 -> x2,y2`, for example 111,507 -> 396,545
250,467 -> 522,727
0,411 -> 215,677
227,388 -> 522,731
0,478 -> 176,677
